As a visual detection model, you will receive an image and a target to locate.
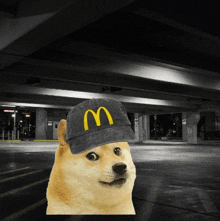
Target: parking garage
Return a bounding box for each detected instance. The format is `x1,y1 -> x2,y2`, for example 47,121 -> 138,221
1,0 -> 220,220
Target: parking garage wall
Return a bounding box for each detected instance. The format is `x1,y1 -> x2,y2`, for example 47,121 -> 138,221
35,108 -> 68,140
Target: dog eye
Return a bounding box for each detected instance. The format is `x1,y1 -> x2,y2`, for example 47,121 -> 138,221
86,152 -> 99,161
114,147 -> 122,156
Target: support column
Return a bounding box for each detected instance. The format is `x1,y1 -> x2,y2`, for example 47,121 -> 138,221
134,113 -> 139,142
13,108 -> 17,140
182,113 -> 187,142
134,113 -> 150,143
138,114 -> 143,142
142,115 -> 150,141
184,112 -> 200,144
35,108 -> 48,140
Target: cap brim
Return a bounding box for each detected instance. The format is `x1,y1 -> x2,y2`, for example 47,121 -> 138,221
68,126 -> 135,154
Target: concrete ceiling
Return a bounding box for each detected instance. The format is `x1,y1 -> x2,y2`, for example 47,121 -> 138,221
1,0 -> 220,114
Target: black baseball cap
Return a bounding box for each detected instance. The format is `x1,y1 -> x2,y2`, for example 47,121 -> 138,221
66,99 -> 134,154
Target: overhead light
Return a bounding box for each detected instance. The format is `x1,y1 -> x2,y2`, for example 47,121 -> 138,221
4,110 -> 18,113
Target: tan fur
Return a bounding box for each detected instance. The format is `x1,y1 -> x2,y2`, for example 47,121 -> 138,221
46,119 -> 136,215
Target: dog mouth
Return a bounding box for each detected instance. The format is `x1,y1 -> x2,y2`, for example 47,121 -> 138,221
99,178 -> 127,187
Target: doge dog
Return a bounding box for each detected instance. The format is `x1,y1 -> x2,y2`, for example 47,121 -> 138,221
46,120 -> 136,215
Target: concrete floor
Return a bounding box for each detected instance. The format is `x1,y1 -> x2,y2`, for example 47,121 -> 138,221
0,141 -> 220,221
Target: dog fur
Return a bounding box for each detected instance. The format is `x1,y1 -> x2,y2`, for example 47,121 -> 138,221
46,120 -> 136,215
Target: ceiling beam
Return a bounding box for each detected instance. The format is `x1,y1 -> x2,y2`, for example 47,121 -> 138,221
44,40 -> 220,90
0,101 -> 71,110
3,55 -> 220,101
0,83 -> 198,109
0,73 -> 199,103
127,6 -> 220,44
47,39 -> 192,71
0,100 -> 189,114
0,0 -> 136,69
0,93 -> 195,113
0,66 -> 211,102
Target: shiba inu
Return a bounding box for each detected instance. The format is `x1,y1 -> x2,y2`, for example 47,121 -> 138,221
46,98 -> 136,214
46,119 -> 136,214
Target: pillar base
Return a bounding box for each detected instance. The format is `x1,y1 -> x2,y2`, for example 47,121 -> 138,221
183,112 -> 200,144
35,108 -> 48,140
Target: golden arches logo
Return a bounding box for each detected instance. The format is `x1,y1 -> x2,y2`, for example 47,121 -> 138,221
83,106 -> 114,131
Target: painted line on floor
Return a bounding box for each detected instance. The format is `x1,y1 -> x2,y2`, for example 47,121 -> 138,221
0,169 -> 45,183
196,188 -> 219,213
0,140 -> 21,142
0,178 -> 49,198
33,140 -> 58,142
0,167 -> 30,175
1,198 -> 47,221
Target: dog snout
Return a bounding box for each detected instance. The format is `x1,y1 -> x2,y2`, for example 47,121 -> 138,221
112,163 -> 127,175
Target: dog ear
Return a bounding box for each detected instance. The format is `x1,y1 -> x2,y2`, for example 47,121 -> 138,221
58,119 -> 68,146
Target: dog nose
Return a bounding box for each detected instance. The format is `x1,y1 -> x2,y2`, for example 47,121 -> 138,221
112,163 -> 127,175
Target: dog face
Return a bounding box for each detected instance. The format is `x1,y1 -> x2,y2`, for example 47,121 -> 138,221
54,120 -> 136,207
62,142 -> 136,189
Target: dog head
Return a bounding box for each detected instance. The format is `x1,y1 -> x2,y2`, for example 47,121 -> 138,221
55,119 -> 136,206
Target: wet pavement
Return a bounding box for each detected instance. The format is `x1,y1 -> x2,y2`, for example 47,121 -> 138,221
0,141 -> 220,221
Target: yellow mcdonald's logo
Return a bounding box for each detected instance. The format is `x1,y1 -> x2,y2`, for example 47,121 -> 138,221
84,106 -> 114,131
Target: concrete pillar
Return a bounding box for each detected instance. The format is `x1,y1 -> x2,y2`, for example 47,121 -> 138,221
13,108 -> 16,140
138,114 -> 143,142
134,114 -> 150,143
182,113 -> 187,141
134,113 -> 139,142
36,108 -> 48,140
185,112 -> 200,144
142,115 -> 150,141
